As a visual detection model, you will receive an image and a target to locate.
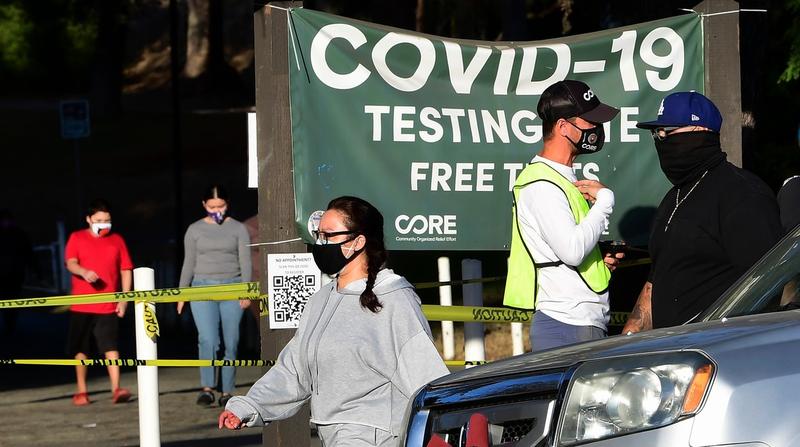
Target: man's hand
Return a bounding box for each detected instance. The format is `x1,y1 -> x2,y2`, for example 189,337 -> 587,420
603,252 -> 625,272
116,302 -> 127,318
239,300 -> 252,310
177,301 -> 185,315
573,180 -> 608,204
218,410 -> 243,430
81,269 -> 99,283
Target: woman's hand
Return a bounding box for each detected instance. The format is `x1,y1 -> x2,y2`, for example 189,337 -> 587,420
218,410 -> 243,430
239,300 -> 252,310
177,301 -> 185,315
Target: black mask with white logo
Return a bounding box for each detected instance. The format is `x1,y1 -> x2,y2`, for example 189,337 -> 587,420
654,131 -> 725,186
311,238 -> 362,275
566,121 -> 605,155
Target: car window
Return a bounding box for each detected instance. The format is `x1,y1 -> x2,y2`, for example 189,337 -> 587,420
701,226 -> 800,321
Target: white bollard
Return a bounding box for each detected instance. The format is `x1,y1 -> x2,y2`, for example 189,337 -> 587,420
461,259 -> 485,366
437,257 -> 455,360
134,267 -> 160,447
511,322 -> 525,356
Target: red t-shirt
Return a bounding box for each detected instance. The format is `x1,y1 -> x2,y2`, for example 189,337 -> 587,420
65,229 -> 134,314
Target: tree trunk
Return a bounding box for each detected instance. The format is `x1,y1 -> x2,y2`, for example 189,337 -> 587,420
184,0 -> 209,78
90,0 -> 125,117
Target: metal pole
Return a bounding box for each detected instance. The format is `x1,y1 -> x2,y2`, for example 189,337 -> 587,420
134,267 -> 160,447
437,257 -> 455,360
461,259 -> 485,365
73,139 -> 83,224
56,221 -> 69,293
169,0 -> 184,277
511,323 -> 524,355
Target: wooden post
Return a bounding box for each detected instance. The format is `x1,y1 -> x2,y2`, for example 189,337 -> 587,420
738,0 -> 768,171
254,3 -> 309,446
694,0 -> 743,167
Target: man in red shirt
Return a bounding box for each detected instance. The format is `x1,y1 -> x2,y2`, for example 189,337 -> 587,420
65,199 -> 133,406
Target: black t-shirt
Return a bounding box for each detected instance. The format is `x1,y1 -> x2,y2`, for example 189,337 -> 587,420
649,161 -> 783,328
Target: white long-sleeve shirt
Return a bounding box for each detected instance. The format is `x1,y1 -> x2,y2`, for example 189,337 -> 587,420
517,155 -> 613,329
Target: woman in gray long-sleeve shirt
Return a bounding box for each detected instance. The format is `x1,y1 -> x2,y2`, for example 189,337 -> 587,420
177,184 -> 252,408
218,196 -> 448,446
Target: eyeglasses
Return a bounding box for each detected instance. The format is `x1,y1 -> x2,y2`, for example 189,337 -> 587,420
312,229 -> 355,245
650,127 -> 682,141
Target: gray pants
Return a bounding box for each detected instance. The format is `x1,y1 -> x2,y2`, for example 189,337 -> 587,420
530,311 -> 605,352
317,423 -> 397,447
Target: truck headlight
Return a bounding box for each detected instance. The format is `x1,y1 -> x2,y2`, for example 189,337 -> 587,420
558,352 -> 714,445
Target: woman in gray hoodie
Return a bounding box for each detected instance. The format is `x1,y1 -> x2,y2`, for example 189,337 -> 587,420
218,196 -> 449,445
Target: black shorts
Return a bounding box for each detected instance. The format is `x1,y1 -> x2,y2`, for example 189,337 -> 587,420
66,312 -> 119,356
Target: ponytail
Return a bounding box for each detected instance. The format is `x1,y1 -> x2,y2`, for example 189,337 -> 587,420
360,240 -> 386,313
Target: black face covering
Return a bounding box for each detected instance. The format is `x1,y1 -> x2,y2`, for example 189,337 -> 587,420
566,121 -> 605,155
312,238 -> 362,275
654,131 -> 726,186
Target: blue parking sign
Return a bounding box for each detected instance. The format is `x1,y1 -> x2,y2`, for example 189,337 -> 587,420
60,100 -> 90,139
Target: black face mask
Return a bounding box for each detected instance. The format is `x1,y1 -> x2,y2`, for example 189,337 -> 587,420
654,131 -> 725,186
312,238 -> 362,275
566,121 -> 605,155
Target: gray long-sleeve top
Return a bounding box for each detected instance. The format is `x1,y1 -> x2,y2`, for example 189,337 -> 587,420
225,269 -> 449,435
178,218 -> 252,287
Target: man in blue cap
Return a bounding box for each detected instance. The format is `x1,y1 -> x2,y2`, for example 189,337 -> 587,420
623,92 -> 782,332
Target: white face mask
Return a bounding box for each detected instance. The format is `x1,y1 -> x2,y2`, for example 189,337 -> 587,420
91,222 -> 112,236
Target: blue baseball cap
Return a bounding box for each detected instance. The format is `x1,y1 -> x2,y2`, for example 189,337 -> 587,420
636,91 -> 722,133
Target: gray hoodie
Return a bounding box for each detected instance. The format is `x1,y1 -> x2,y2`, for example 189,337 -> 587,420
226,269 -> 449,435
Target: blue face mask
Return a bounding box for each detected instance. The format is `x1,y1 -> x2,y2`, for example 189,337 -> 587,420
208,211 -> 225,225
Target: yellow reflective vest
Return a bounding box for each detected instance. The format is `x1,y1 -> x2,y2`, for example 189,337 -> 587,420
503,162 -> 610,310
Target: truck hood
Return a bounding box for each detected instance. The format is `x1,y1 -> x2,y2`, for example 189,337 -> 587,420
432,310 -> 800,387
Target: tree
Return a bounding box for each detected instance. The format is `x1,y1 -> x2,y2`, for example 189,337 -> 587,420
779,0 -> 800,83
184,0 -> 209,78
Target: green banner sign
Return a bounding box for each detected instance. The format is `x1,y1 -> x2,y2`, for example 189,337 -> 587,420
288,9 -> 703,250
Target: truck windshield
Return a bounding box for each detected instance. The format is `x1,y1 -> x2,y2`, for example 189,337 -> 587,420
700,224 -> 800,321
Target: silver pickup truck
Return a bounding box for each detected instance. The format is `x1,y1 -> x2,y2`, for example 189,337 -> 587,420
403,226 -> 800,447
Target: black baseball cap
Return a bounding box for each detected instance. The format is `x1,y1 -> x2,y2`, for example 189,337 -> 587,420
537,80 -> 619,124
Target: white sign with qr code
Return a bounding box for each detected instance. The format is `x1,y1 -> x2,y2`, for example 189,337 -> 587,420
267,253 -> 321,329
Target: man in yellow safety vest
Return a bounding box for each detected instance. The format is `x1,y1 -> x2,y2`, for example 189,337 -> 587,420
504,79 -> 624,351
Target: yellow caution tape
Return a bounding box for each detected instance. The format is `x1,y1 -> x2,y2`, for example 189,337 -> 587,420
1,281 -> 631,326
445,360 -> 489,367
616,258 -> 652,268
139,301 -> 160,341
422,305 -> 629,326
0,286 -> 630,325
414,276 -> 506,290
0,359 -> 275,367
0,358 -> 483,368
0,282 -> 264,309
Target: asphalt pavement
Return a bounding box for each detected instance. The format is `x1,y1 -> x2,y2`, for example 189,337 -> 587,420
0,306 -> 320,446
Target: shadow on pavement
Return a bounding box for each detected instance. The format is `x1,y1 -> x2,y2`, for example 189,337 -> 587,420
161,434 -> 262,447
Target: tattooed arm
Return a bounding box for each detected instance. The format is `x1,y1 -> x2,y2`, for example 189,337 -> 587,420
623,281 -> 653,334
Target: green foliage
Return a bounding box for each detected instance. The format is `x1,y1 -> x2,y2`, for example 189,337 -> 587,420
62,14 -> 98,70
779,0 -> 800,83
0,3 -> 33,72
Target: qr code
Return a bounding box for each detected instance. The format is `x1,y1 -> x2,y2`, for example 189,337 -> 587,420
271,275 -> 317,323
